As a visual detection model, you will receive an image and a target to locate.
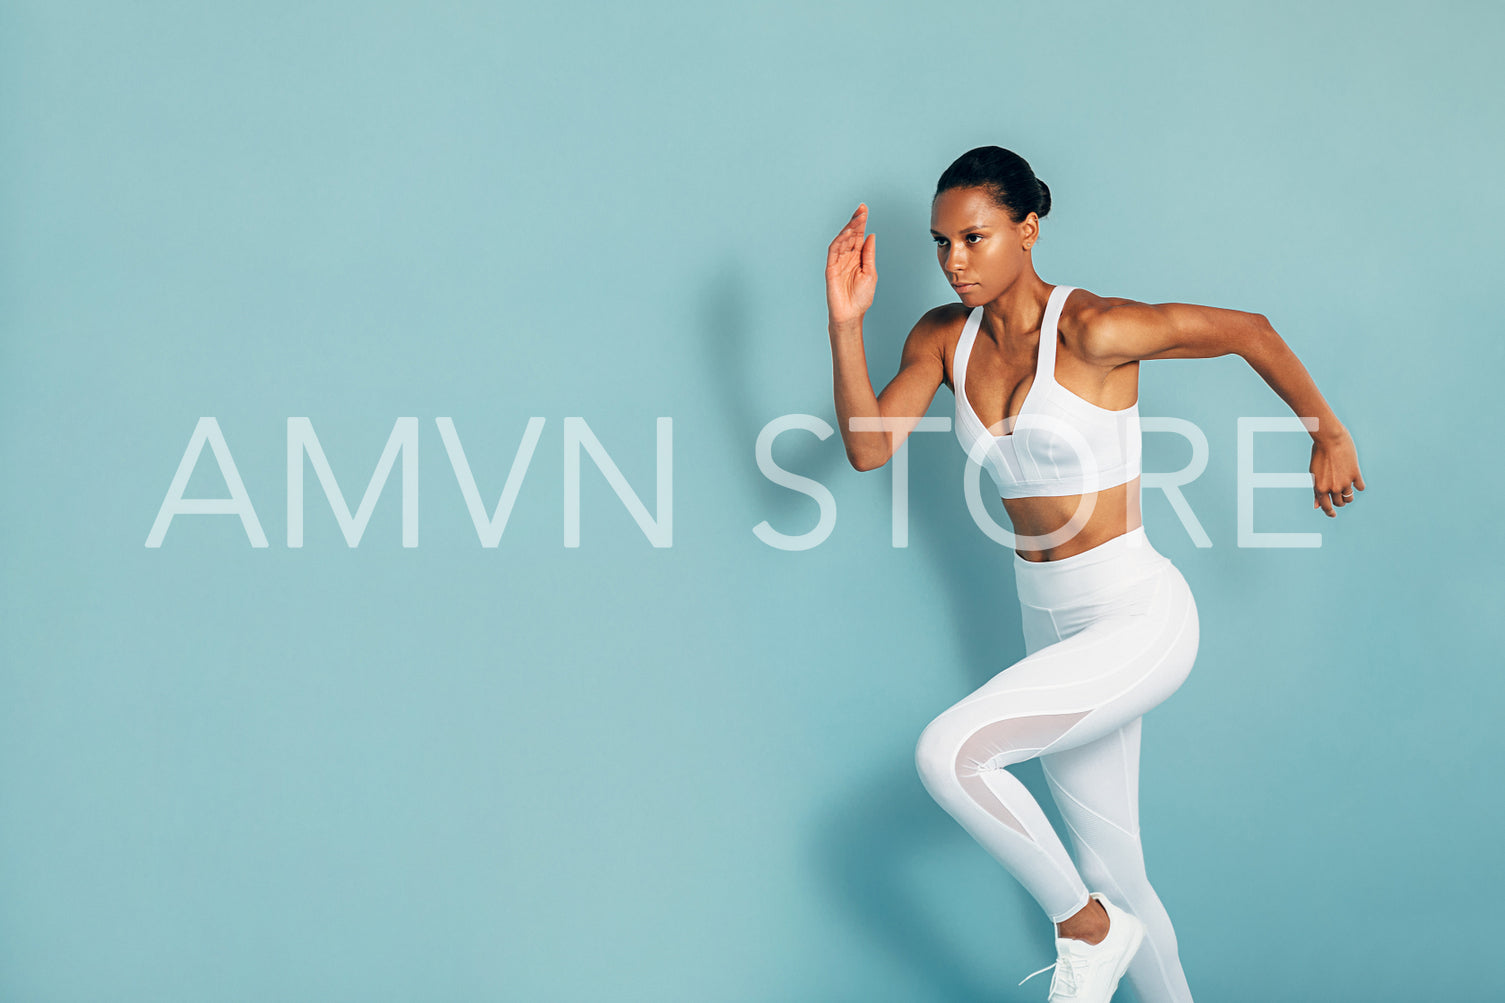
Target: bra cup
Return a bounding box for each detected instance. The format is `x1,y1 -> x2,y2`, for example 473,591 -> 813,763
1007,406 -> 1110,496
952,285 -> 1142,499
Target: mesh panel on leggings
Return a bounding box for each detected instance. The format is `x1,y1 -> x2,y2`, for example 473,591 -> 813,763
954,710 -> 1091,839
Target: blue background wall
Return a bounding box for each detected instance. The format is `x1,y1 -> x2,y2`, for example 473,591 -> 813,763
3,2 -> 1501,1000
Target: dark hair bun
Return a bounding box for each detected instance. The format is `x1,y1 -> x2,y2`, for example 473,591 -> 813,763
935,146 -> 1051,223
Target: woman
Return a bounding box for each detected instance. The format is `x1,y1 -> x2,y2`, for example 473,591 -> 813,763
823,147 -> 1364,1003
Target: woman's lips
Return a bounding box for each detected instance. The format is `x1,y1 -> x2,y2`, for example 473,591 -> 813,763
953,283 -> 977,291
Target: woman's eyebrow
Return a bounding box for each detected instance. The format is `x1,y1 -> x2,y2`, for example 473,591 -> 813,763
929,224 -> 991,235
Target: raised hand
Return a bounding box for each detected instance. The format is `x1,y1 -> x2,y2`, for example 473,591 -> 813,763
826,204 -> 877,326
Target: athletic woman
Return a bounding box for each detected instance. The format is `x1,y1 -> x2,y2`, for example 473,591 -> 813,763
823,146 -> 1364,1003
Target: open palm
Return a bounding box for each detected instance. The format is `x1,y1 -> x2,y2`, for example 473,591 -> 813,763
826,203 -> 877,324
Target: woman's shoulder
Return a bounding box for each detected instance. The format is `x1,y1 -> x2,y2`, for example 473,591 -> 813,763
920,301 -> 972,327
912,303 -> 972,389
901,302 -> 973,358
1058,286 -> 1142,354
916,302 -> 974,347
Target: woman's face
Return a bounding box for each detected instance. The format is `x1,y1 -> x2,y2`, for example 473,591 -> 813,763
930,186 -> 1035,304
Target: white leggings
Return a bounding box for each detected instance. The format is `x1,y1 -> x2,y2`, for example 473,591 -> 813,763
914,525 -> 1198,1003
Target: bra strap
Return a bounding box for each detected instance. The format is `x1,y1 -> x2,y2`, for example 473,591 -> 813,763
955,306 -> 983,387
1036,285 -> 1074,389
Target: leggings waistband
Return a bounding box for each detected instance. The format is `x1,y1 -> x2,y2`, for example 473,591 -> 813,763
1014,526 -> 1173,609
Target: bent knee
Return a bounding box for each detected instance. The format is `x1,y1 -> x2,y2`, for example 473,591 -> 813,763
916,708 -> 1046,797
914,717 -> 960,797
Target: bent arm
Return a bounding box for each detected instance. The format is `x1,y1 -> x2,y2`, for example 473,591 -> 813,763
1081,299 -> 1345,442
830,309 -> 947,470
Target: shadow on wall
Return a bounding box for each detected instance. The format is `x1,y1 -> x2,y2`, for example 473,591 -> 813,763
694,190 -> 1090,999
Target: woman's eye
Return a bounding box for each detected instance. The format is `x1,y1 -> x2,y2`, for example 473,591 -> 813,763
967,234 -> 983,243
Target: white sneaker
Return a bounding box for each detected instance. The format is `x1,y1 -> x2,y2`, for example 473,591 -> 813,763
1017,892 -> 1145,1001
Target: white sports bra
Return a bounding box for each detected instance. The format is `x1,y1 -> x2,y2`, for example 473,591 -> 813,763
953,284 -> 1142,498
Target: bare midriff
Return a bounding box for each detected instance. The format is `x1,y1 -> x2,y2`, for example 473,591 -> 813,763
1005,473 -> 1143,563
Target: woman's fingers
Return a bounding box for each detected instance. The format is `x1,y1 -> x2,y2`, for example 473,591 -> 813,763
825,205 -> 877,321
1309,432 -> 1366,517
827,205 -> 875,299
1314,473 -> 1348,514
1314,479 -> 1361,515
828,204 -> 868,260
830,205 -> 863,248
1329,460 -> 1364,512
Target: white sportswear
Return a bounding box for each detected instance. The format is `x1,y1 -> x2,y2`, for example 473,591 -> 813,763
914,525 -> 1199,1003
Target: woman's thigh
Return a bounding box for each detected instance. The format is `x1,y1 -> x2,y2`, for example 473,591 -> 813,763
928,566 -> 1199,766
